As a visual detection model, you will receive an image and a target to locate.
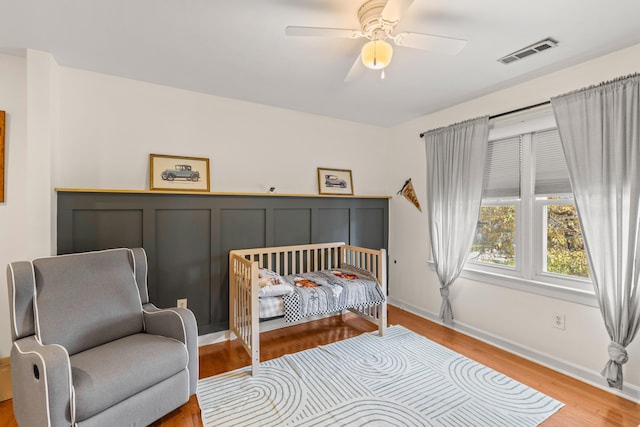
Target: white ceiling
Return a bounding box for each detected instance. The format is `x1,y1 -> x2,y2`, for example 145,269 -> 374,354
2,0 -> 640,127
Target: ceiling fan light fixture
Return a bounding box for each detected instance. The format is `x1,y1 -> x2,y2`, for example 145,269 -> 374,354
361,39 -> 393,69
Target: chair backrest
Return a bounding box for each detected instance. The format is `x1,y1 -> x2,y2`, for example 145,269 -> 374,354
130,247 -> 150,305
8,248 -> 146,355
7,260 -> 36,342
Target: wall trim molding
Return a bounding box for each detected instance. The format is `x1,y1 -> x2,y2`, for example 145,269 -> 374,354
388,297 -> 640,404
55,188 -> 391,199
58,191 -> 388,335
198,330 -> 228,347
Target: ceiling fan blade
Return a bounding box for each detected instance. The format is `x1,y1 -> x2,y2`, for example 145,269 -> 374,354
394,32 -> 467,55
344,54 -> 365,82
285,26 -> 363,39
381,0 -> 414,23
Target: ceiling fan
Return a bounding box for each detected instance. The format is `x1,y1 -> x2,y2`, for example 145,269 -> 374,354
285,0 -> 467,81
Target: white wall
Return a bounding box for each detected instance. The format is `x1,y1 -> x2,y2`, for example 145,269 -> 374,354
389,43 -> 640,399
0,53 -> 28,358
0,50 -> 59,358
26,50 -> 59,256
57,68 -> 394,196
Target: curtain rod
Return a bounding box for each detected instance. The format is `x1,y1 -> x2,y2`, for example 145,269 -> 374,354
418,100 -> 551,138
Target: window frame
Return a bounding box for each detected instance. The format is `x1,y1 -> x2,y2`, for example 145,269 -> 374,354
533,197 -> 593,293
457,109 -> 597,307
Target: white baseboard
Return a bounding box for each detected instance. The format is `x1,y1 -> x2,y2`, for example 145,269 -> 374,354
388,297 -> 640,404
197,330 -> 229,347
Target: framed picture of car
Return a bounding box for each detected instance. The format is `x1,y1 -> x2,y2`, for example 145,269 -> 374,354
150,153 -> 210,192
317,167 -> 354,196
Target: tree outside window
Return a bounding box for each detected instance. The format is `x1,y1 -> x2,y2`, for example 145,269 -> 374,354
545,204 -> 589,278
471,205 -> 516,267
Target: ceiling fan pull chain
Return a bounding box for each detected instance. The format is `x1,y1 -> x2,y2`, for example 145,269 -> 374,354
373,40 -> 378,67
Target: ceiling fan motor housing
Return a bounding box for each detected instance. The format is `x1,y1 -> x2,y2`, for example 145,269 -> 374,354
358,0 -> 395,37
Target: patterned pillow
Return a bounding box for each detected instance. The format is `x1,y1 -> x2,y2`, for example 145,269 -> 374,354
257,268 -> 294,297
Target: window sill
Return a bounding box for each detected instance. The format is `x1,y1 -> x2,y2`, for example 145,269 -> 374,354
427,261 -> 598,307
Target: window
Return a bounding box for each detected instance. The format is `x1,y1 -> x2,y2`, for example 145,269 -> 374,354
471,134 -> 520,270
467,115 -> 592,296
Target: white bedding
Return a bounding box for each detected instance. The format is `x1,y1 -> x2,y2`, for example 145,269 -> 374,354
258,296 -> 285,319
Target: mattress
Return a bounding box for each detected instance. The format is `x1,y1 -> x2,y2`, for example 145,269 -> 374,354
258,296 -> 285,319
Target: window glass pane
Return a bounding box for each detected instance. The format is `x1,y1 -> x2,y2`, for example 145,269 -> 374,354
471,205 -> 516,267
483,136 -> 521,198
545,204 -> 589,278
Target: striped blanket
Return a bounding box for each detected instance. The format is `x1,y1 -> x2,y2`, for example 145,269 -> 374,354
281,265 -> 385,322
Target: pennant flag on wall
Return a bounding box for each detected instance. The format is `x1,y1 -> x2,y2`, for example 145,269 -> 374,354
398,179 -> 422,212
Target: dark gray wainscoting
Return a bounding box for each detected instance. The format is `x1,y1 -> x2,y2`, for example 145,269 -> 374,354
57,191 -> 389,335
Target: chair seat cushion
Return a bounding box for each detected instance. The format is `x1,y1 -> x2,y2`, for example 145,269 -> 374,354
70,333 -> 188,421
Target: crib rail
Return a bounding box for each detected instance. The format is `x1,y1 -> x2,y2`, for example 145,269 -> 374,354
231,241 -> 345,276
341,245 -> 385,283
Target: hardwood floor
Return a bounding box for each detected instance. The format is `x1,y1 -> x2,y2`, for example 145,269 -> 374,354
2,305 -> 639,426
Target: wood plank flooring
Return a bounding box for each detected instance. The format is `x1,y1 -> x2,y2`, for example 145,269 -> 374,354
1,305 -> 639,426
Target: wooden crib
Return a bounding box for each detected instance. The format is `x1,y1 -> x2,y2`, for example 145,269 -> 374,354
229,242 -> 387,375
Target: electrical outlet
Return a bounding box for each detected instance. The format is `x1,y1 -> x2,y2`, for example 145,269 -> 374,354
177,298 -> 187,309
552,313 -> 565,330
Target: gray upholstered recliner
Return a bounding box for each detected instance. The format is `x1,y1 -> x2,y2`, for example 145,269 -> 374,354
7,248 -> 198,427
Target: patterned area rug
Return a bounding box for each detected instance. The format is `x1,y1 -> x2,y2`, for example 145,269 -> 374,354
197,326 -> 563,426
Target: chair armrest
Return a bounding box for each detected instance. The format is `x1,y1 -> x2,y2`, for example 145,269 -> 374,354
11,336 -> 72,427
143,304 -> 198,395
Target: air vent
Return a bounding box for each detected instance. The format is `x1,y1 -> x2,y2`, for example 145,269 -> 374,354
498,38 -> 558,64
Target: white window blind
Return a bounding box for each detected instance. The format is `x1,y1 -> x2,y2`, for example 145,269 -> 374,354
534,129 -> 572,195
482,135 -> 521,198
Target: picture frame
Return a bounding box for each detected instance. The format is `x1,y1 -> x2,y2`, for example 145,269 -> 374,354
0,111 -> 5,203
150,153 -> 210,192
317,167 -> 354,196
